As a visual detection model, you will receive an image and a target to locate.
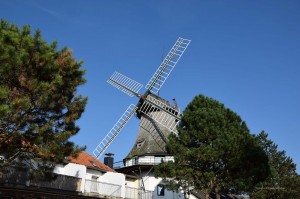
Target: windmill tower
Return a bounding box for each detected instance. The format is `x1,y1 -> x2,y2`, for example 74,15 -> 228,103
92,37 -> 191,195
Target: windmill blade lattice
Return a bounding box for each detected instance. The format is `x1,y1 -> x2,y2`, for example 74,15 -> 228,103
145,37 -> 191,94
139,95 -> 180,134
93,104 -> 138,159
107,72 -> 143,97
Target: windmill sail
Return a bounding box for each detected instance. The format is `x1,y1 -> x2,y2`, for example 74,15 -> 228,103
94,37 -> 191,159
93,104 -> 138,159
145,37 -> 191,94
139,94 -> 180,134
107,72 -> 143,97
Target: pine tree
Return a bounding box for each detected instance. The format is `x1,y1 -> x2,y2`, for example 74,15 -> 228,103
0,20 -> 87,179
251,131 -> 300,198
155,94 -> 270,198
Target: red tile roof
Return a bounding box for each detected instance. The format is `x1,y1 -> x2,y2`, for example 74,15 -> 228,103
68,152 -> 115,172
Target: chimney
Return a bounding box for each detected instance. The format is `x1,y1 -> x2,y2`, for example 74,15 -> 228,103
104,153 -> 114,168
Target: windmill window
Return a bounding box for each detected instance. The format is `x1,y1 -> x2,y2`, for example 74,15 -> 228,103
154,156 -> 164,164
157,184 -> 165,196
136,140 -> 145,148
132,156 -> 138,165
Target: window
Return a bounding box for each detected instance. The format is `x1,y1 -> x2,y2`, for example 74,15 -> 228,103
154,156 -> 164,164
91,176 -> 98,193
157,184 -> 165,196
89,160 -> 99,169
132,156 -> 138,165
136,140 -> 145,148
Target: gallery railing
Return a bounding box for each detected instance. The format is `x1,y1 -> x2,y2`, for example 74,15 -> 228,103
84,179 -> 122,197
125,186 -> 153,199
113,156 -> 174,169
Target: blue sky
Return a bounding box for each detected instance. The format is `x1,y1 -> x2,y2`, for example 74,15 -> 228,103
1,0 -> 299,173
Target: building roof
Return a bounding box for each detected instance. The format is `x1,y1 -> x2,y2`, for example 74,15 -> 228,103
68,152 -> 115,172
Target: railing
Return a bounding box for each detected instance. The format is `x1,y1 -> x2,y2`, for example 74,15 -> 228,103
0,167 -> 28,186
113,156 -> 174,169
31,175 -> 81,192
113,161 -> 125,169
84,179 -> 121,197
125,186 -> 153,199
0,167 -> 81,192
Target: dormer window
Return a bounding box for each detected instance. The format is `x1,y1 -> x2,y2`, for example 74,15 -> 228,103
89,160 -> 99,169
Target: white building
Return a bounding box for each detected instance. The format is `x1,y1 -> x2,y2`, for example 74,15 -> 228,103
115,155 -> 200,199
54,151 -> 126,198
53,151 -> 201,199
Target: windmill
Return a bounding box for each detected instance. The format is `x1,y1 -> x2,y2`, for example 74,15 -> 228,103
93,37 -> 191,163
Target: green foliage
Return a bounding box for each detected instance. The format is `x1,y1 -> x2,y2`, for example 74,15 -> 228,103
155,95 -> 270,196
251,131 -> 300,198
0,20 -> 87,177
